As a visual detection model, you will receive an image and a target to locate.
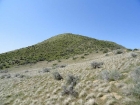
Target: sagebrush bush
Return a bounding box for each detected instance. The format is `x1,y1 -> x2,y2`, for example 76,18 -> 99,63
131,83 -> 140,98
0,70 -> 8,73
66,74 -> 79,86
100,70 -> 121,81
130,67 -> 140,83
91,61 -> 103,69
131,53 -> 137,58
60,64 -> 67,68
115,49 -> 123,54
61,84 -> 78,97
53,72 -> 63,80
130,67 -> 140,98
43,68 -> 50,73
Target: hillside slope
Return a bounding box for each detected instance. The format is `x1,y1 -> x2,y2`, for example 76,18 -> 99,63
0,50 -> 140,105
0,33 -> 125,69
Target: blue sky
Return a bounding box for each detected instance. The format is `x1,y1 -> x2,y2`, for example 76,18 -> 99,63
0,0 -> 140,54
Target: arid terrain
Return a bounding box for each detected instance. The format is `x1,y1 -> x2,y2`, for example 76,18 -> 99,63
0,50 -> 140,105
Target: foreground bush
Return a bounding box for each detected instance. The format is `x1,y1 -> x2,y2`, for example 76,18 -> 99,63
66,74 -> 79,86
131,53 -> 137,58
91,61 -> 103,69
61,85 -> 78,97
115,49 -> 123,54
61,74 -> 79,97
130,67 -> 140,83
43,68 -> 50,73
130,67 -> 140,98
53,72 -> 63,80
100,70 -> 121,81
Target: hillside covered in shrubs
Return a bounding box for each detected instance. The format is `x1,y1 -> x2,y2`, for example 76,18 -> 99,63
0,33 -> 125,69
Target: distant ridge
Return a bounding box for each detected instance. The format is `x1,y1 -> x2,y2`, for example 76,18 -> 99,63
0,33 -> 125,69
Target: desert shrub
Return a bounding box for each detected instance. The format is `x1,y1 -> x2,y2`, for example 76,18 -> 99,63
66,74 -> 79,86
53,63 -> 57,66
105,53 -> 109,56
61,85 -> 78,97
133,48 -> 138,51
131,53 -> 137,58
130,67 -> 140,83
14,73 -> 25,78
100,70 -> 121,81
0,70 -> 8,73
6,74 -> 11,78
14,73 -> 20,77
131,83 -> 140,98
53,72 -> 63,80
115,49 -> 123,54
43,68 -> 50,73
84,53 -> 89,56
0,74 -> 11,79
61,74 -> 79,97
127,49 -> 133,51
129,67 -> 140,98
81,56 -> 85,59
19,74 -> 25,78
60,64 -> 67,68
91,61 -> 103,69
0,75 -> 6,79
103,49 -> 108,53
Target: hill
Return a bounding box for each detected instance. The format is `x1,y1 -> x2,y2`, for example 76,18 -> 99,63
0,33 -> 125,69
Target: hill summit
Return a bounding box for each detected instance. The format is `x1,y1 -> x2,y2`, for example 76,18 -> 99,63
0,33 -> 125,69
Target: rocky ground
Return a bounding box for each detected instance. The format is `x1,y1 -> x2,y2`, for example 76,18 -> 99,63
0,50 -> 140,105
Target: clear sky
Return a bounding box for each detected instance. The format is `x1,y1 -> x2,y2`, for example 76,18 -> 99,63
0,0 -> 140,54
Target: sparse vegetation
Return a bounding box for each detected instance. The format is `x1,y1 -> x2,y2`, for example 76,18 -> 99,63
115,49 -> 123,54
43,68 -> 50,73
131,53 -> 137,58
66,74 -> 79,86
91,61 -> 103,69
0,70 -> 8,73
53,72 -> 63,80
61,74 -> 79,97
100,70 -> 121,81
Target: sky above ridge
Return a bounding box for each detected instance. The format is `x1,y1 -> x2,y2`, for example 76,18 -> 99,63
0,0 -> 140,53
